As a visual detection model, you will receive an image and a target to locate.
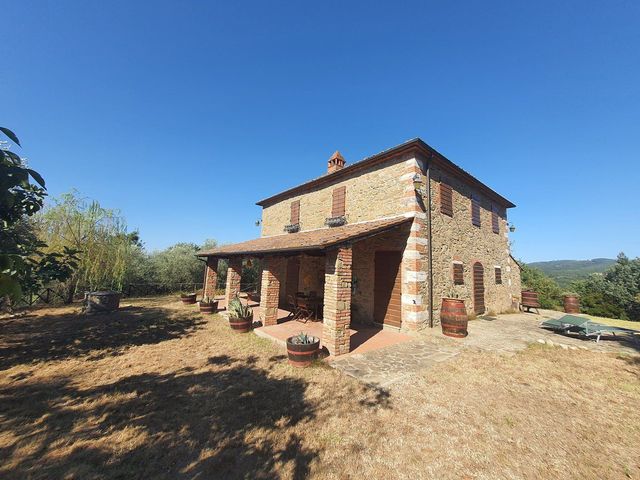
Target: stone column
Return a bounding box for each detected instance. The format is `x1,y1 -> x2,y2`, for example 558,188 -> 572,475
203,257 -> 219,299
260,256 -> 285,326
225,258 -> 242,307
322,245 -> 352,356
400,154 -> 430,329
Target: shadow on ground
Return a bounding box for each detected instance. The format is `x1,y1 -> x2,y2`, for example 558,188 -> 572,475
0,306 -> 206,370
0,355 -> 319,479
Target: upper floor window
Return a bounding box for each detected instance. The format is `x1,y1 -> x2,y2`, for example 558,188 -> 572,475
290,200 -> 300,225
331,186 -> 346,218
471,197 -> 481,227
491,206 -> 499,234
440,182 -> 453,217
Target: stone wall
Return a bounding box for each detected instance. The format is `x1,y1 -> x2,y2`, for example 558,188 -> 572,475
429,164 -> 519,320
298,254 -> 325,295
260,154 -> 412,236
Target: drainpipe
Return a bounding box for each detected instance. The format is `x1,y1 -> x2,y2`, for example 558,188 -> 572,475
426,157 -> 434,328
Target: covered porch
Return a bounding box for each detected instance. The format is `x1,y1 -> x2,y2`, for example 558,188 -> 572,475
198,216 -> 426,356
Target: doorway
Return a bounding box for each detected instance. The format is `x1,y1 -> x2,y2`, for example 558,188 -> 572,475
374,251 -> 402,328
473,262 -> 485,314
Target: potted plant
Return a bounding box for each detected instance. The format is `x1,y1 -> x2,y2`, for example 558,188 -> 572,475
324,215 -> 346,227
199,296 -> 219,314
180,291 -> 197,305
440,296 -> 468,338
228,296 -> 253,332
286,332 -> 321,367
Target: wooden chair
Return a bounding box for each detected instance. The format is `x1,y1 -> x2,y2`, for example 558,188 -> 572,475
286,295 -> 298,320
295,296 -> 313,324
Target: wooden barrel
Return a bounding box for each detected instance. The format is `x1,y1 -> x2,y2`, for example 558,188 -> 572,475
521,290 -> 540,308
199,301 -> 218,314
286,337 -> 320,367
563,295 -> 580,314
229,315 -> 252,333
440,298 -> 468,338
180,293 -> 197,305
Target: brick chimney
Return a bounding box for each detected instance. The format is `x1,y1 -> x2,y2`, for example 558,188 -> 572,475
327,151 -> 346,174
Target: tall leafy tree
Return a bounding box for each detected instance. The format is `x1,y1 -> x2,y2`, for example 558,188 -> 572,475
0,127 -> 47,301
36,192 -> 140,299
574,253 -> 640,320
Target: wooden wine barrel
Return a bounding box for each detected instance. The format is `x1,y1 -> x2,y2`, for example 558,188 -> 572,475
286,337 -> 321,367
440,298 -> 468,338
229,315 -> 252,333
180,293 -> 197,305
199,301 -> 218,314
563,295 -> 580,314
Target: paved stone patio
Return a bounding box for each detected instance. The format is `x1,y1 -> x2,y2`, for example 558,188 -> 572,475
330,309 -> 640,387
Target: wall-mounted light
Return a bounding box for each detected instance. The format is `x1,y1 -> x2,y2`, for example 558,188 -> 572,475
412,173 -> 427,196
245,258 -> 253,267
255,219 -> 261,227
509,224 -> 516,233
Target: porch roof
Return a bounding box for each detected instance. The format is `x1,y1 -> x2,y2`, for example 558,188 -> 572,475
196,216 -> 412,257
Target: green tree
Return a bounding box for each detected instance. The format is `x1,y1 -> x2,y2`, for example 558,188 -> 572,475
574,253 -> 640,320
36,192 -> 140,300
520,263 -> 562,309
150,243 -> 204,289
0,127 -> 47,302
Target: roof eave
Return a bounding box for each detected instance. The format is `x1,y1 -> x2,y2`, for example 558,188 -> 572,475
255,138 -> 516,209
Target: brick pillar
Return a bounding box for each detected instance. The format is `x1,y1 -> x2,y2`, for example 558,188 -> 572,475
260,256 -> 285,326
322,245 -> 352,356
225,258 -> 242,307
203,257 -> 218,299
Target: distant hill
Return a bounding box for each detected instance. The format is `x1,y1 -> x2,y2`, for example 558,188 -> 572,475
528,258 -> 616,288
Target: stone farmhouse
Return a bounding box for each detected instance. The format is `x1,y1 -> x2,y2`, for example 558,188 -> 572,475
198,138 -> 521,356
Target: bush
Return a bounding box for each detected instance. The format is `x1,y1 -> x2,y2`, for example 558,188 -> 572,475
573,253 -> 640,320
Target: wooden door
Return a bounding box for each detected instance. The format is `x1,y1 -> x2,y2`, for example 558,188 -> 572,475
473,262 -> 485,314
374,251 -> 402,328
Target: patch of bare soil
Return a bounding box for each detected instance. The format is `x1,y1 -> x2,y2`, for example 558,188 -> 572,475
1,297 -> 638,479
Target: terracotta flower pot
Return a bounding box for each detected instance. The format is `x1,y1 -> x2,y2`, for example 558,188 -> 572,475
199,301 -> 218,314
440,298 -> 468,338
286,336 -> 320,367
229,315 -> 252,333
180,293 -> 197,305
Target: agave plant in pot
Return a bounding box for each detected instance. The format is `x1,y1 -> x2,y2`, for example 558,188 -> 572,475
179,291 -> 197,305
286,332 -> 321,367
227,296 -> 253,332
199,296 -> 219,314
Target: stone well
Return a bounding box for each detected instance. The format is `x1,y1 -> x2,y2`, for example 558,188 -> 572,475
85,291 -> 121,314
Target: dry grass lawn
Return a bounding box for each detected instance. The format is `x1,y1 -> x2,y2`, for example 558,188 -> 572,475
1,297 -> 639,479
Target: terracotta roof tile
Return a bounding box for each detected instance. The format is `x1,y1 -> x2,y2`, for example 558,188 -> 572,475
197,216 -> 411,257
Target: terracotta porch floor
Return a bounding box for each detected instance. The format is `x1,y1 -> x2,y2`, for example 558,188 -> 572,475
254,317 -> 412,357
212,293 -> 412,356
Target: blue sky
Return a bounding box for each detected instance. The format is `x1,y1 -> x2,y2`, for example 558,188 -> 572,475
2,1 -> 639,262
